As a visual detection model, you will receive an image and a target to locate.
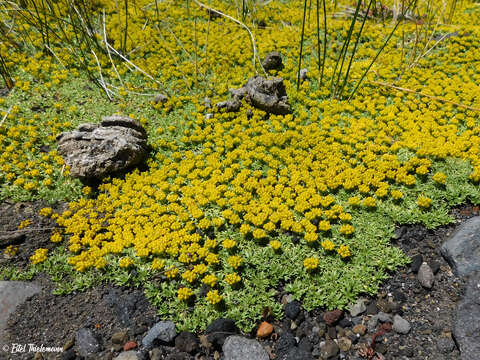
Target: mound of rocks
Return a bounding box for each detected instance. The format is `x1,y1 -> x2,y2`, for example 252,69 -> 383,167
217,76 -> 292,115
56,115 -> 148,181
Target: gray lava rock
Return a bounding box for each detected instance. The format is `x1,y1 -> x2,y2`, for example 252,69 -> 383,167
220,76 -> 292,115
175,331 -> 199,354
337,337 -> 352,352
153,93 -> 168,104
244,76 -> 291,115
204,97 -> 212,109
105,289 -> 138,327
142,321 -> 177,349
441,216 -> 480,278
57,115 -> 148,180
392,315 -> 411,334
454,271 -> 480,359
319,340 -> 339,359
349,299 -> 367,317
366,301 -> 378,315
60,348 -> 76,360
114,351 -> 140,360
436,336 -> 456,354
367,316 -> 378,332
216,98 -> 241,113
298,337 -> 313,352
112,331 -> 128,345
275,332 -> 297,358
149,348 -> 164,360
410,254 -> 423,273
418,262 -> 435,289
377,312 -> 393,323
222,336 -> 269,360
285,347 -> 314,360
75,328 -> 102,357
262,51 -> 283,71
0,281 -> 42,347
205,318 -> 239,348
285,300 -> 301,320
298,68 -> 308,82
165,353 -> 192,360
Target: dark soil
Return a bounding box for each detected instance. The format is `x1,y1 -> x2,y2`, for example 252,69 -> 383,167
2,201 -> 474,360
0,200 -> 68,271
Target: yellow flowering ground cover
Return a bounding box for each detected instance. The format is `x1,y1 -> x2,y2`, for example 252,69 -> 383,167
1,0 -> 480,330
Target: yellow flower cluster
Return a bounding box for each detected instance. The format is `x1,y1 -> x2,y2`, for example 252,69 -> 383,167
224,273 -> 241,285
418,195 -> 433,208
337,245 -> 351,259
39,207 -> 54,217
178,287 -> 194,301
4,245 -> 19,257
0,110 -> 71,195
432,172 -> 447,184
222,239 -> 236,250
50,232 -> 63,243
269,240 -> 281,251
18,219 -> 31,229
30,248 -> 48,264
303,257 -> 319,270
206,289 -> 223,304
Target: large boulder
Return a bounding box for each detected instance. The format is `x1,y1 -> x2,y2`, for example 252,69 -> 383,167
0,281 -> 42,348
454,271 -> 480,359
56,115 -> 148,180
441,216 -> 480,278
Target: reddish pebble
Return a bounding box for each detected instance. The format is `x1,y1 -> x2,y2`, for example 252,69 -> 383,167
323,309 -> 343,326
257,321 -> 274,338
123,341 -> 137,351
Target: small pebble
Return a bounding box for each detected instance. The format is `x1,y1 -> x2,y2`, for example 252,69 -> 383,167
352,324 -> 367,336
393,315 -> 411,334
349,299 -> 367,317
410,254 -> 423,273
418,262 -> 435,289
123,341 -> 137,351
285,300 -> 301,320
377,312 -> 393,323
337,337 -> 352,352
257,321 -> 274,338
436,336 -> 456,353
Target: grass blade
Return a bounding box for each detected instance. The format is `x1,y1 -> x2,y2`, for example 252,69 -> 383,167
337,0 -> 374,98
297,0 -> 308,91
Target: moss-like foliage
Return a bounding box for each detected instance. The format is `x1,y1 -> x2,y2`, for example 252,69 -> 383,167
1,0 -> 480,331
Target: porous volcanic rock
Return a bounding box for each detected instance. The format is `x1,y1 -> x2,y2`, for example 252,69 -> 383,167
441,216 -> 480,278
262,51 -> 283,71
56,115 -> 148,180
454,271 -> 480,360
217,76 -> 291,115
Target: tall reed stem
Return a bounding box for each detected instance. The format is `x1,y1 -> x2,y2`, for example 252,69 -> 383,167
297,0 -> 308,91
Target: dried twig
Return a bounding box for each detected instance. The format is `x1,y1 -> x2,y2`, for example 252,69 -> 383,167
0,227 -> 58,234
0,106 -> 13,128
192,0 -> 267,76
370,80 -> 480,112
103,10 -> 123,87
45,44 -> 66,69
91,49 -> 114,100
106,42 -> 169,94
